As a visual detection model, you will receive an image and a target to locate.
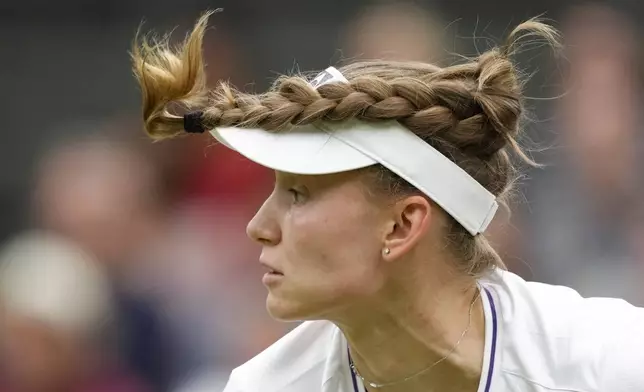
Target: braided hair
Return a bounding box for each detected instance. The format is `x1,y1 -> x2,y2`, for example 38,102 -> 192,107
132,12 -> 560,276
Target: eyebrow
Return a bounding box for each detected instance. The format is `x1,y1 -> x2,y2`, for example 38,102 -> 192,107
275,171 -> 304,182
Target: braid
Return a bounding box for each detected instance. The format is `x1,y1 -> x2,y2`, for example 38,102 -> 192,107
133,12 -> 558,156
198,60 -> 518,160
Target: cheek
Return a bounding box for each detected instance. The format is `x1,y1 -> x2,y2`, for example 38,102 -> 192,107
286,201 -> 382,285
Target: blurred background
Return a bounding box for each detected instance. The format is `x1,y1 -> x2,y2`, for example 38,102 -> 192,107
1,0 -> 643,391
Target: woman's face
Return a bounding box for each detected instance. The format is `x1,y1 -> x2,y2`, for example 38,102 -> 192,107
246,170 -> 389,321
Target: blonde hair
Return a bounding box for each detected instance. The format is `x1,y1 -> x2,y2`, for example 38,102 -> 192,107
132,11 -> 560,276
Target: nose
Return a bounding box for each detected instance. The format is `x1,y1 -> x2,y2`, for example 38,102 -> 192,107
246,196 -> 281,246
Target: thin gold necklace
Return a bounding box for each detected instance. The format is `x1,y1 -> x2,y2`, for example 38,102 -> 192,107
349,290 -> 481,389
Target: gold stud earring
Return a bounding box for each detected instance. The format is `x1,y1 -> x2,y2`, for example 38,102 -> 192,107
383,247 -> 391,255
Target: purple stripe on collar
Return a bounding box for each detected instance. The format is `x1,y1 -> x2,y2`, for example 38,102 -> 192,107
483,287 -> 498,392
348,348 -> 360,392
351,367 -> 360,392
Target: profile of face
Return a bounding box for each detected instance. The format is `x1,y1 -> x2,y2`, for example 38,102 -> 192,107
246,170 -> 388,321
246,169 -> 434,321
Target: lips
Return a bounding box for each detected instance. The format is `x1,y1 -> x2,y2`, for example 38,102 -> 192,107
260,261 -> 284,275
260,261 -> 284,287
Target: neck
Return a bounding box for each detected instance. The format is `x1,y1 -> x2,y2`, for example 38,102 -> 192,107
333,269 -> 486,392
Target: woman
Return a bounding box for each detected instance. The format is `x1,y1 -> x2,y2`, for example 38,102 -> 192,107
131,12 -> 644,392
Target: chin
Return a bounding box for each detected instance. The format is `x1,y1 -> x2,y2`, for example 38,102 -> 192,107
265,292 -> 326,322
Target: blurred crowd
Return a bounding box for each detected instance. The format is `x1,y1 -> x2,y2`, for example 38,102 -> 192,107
1,1 -> 644,391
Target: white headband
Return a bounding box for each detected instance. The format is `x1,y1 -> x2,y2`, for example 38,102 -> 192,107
210,67 -> 498,235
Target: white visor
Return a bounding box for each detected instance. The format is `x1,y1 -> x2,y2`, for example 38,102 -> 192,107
209,67 -> 498,235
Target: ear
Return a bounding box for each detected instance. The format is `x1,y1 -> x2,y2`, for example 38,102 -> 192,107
381,195 -> 432,259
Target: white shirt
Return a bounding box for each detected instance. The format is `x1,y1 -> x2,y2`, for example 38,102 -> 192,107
222,268 -> 644,392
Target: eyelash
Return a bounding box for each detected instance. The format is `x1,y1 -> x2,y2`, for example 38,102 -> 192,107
288,188 -> 305,204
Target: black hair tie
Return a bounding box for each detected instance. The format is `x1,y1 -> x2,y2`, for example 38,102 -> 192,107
183,111 -> 206,134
